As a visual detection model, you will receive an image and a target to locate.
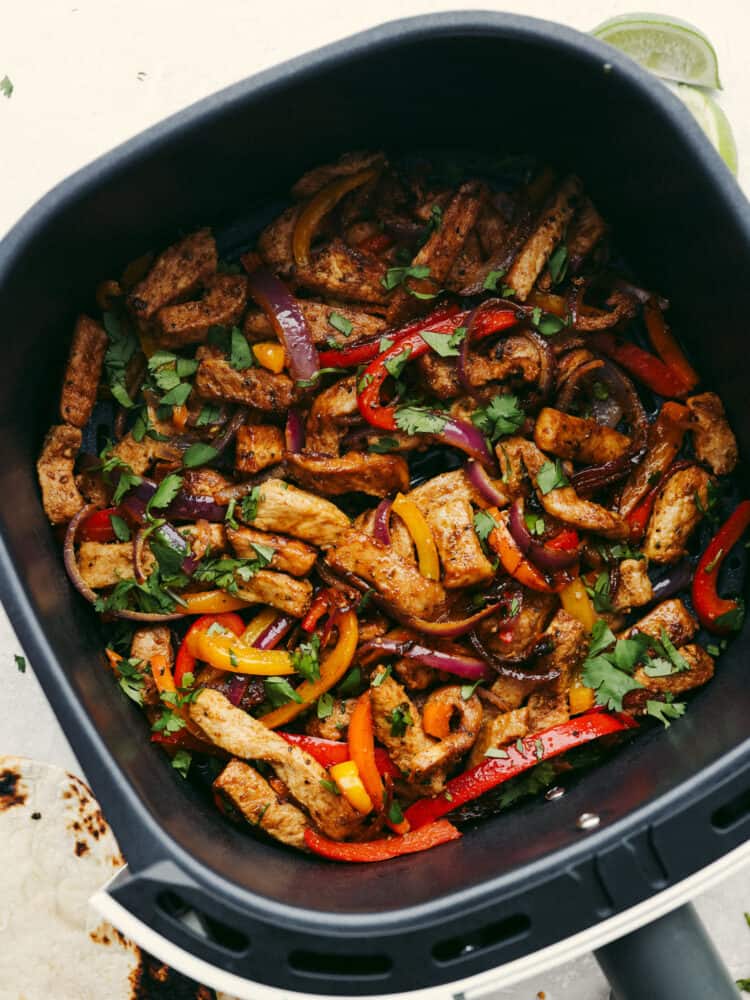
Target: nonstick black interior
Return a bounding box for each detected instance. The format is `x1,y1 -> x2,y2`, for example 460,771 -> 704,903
2,12 -> 750,995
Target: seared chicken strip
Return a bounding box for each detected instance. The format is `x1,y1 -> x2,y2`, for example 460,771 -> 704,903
305,375 -> 359,456
534,407 -> 632,465
687,392 -> 738,475
232,569 -> 312,618
619,402 -> 690,516
214,759 -> 309,850
287,451 -> 410,497
526,610 -> 587,732
227,526 -> 317,577
127,229 -> 217,322
624,598 -> 698,648
194,351 -> 294,412
235,423 -> 285,474
244,299 -> 386,348
156,274 -> 247,348
241,478 -> 350,547
59,316 -> 108,428
643,465 -> 712,564
37,424 -> 84,525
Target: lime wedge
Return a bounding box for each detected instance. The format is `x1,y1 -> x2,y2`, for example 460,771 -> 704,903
592,13 -> 722,89
673,84 -> 738,174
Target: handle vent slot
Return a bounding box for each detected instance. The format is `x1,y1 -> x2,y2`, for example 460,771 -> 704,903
432,913 -> 530,965
157,890 -> 249,955
288,950 -> 392,981
712,787 -> 750,831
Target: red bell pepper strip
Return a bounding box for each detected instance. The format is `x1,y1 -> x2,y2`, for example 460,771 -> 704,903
174,612 -> 245,687
79,507 -> 121,543
626,489 -> 659,542
303,820 -> 461,862
644,300 -> 699,392
279,732 -> 400,778
590,333 -> 690,398
357,306 -> 521,430
357,232 -> 394,256
301,590 -> 332,633
692,501 -> 750,633
486,508 -> 561,594
545,528 -> 580,551
404,710 -> 637,829
318,302 -> 463,369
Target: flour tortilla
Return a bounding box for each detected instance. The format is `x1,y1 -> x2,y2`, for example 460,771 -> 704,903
0,755 -> 221,1000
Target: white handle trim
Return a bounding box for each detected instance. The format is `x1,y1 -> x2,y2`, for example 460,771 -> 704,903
89,839 -> 750,1000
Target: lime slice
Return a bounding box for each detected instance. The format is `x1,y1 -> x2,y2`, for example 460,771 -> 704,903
674,84 -> 738,174
592,13 -> 722,89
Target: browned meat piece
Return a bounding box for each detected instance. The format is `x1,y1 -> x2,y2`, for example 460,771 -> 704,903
305,376 -> 359,456
467,335 -> 543,389
686,392 -> 738,475
37,424 -> 84,524
417,351 -> 461,399
619,403 -> 691,516
505,176 -> 582,301
611,558 -> 653,611
370,671 -> 481,789
127,229 -> 217,322
475,203 -> 512,258
526,610 -> 587,732
241,478 -> 350,546
227,526 -> 317,577
476,590 -> 558,664
625,598 -> 697,648
155,275 -> 247,348
78,540 -> 154,588
296,239 -> 388,305
180,522 -> 226,560
633,644 -> 714,696
467,708 -> 530,768
190,690 -> 363,839
643,465 -> 712,564
235,423 -> 285,474
59,315 -> 107,428
181,468 -> 233,502
385,181 -> 487,324
194,353 -> 293,412
287,452 -> 409,497
112,432 -> 184,476
305,698 -> 355,741
214,759 -> 308,850
245,300 -> 386,348
76,469 -> 110,508
232,569 -> 312,618
392,657 -> 438,691
257,204 -> 301,278
129,625 -> 173,708
566,197 -> 606,270
327,529 -> 445,620
291,150 -> 386,200
446,230 -> 484,293
534,407 -> 632,465
356,508 -> 415,564
408,467 -> 507,511
409,494 -> 494,590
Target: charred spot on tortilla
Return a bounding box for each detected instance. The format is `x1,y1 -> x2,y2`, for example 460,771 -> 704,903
0,768 -> 25,810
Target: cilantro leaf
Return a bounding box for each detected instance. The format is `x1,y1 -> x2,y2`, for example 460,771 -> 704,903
420,329 -> 462,358
241,487 -> 262,523
160,382 -> 192,407
586,571 -> 613,613
148,473 -> 183,511
388,705 -> 413,737
110,514 -> 131,542
328,311 -> 353,336
14,654 -> 26,674
483,269 -> 506,291
264,677 -> 302,707
171,750 -> 192,778
646,699 -> 687,727
537,459 -> 569,494
548,244 -> 569,285
102,311 -> 138,408
582,655 -> 643,711
473,510 -> 497,544
230,326 -> 255,370
368,437 -> 400,453
589,619 -> 616,657
394,406 -> 447,436
291,633 -> 321,683
317,692 -> 335,719
471,394 -> 525,443
715,599 -> 745,633
196,403 -> 222,427
183,443 -> 218,468
384,346 -> 412,380
337,667 -> 362,698
381,264 -> 431,290
0,75 -> 13,99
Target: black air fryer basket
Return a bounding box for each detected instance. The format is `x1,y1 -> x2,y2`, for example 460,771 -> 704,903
1,12 -> 749,999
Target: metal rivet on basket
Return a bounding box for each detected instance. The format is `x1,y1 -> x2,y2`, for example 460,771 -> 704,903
577,812 -> 601,831
545,786 -> 565,801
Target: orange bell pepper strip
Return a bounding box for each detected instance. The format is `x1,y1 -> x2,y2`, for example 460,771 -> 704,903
278,732 -> 400,777
329,760 -> 374,814
174,612 -> 245,687
179,591 -> 252,615
422,700 -> 454,740
171,404 -> 189,432
692,501 -> 750,633
150,653 -> 176,696
486,509 -> 558,593
293,166 -> 381,267
185,630 -> 295,675
348,692 -> 384,811
392,493 -> 440,581
644,300 -> 699,392
303,820 -> 461,863
589,333 -> 690,398
252,341 -> 286,374
260,609 -> 359,728
568,679 -> 596,715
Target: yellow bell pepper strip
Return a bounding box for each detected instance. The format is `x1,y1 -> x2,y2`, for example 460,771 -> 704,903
241,606 -> 280,645
391,493 -> 440,581
292,166 -> 380,267
692,500 -> 750,633
559,577 -> 597,631
179,590 -> 252,615
569,679 -> 596,715
260,608 -> 359,728
185,629 -> 295,675
252,341 -> 286,374
329,760 -> 374,815
303,820 -> 461,863
175,612 -> 245,686
644,300 -> 699,392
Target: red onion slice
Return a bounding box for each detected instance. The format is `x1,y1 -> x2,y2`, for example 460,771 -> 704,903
439,416 -> 494,466
210,407 -> 248,455
466,460 -> 508,507
247,269 -> 319,383
285,408 -> 305,454
373,498 -> 393,546
254,614 -> 294,650
358,637 -> 491,681
508,498 -> 579,573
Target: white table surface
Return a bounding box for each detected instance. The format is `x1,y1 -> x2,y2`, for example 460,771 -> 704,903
2,1 -> 750,995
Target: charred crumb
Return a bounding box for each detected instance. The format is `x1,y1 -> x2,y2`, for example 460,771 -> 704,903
0,768 -> 25,810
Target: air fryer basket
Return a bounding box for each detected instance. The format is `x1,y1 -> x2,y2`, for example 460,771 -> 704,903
1,12 -> 750,996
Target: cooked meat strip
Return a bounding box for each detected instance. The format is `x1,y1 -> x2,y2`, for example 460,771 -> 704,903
76,470 -> 110,508
112,432 -> 184,476
633,644 -> 715,700
190,690 -> 362,839
410,494 -> 494,589
385,181 -> 487,324
155,274 -> 247,348
296,239 -> 388,305
467,708 -> 530,768
686,392 -> 738,475
408,467 -> 507,511
194,351 -> 294,412
59,315 -> 108,428
526,610 -> 587,731
181,467 -> 233,502
505,175 -> 582,302
566,196 -> 607,271
619,403 -> 690,516
305,698 -> 355,741
643,465 -> 712,564
534,407 -> 632,465
611,558 -> 653,611
287,451 -> 409,497
257,204 -> 301,278
327,529 -> 446,620
244,300 -> 386,348
241,478 -> 349,547
78,540 -> 154,588
214,759 -> 308,850
624,598 -> 697,647
180,521 -> 226,560
417,351 -> 461,399
476,590 -> 558,663
232,569 -> 312,618
291,150 -> 385,200
235,424 -> 285,474
227,526 -> 317,577
37,424 -> 84,524
305,375 -> 359,456
356,508 -> 416,564
392,658 -> 438,691
127,229 -> 217,322
128,625 -> 173,708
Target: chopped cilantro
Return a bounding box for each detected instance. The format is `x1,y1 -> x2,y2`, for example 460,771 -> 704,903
99,445 -> 142,505
471,393 -> 525,442
148,473 -> 183,512
329,311 -> 353,336
547,244 -> 569,285
384,347 -> 412,380
109,514 -> 131,542
264,677 -> 302,707
585,572 -> 613,613
371,665 -> 392,688
484,747 -> 510,759
116,657 -> 145,705
388,798 -> 405,824
381,264 -> 432,290
531,308 -> 567,336
196,403 -> 222,427
427,203 -> 443,233
461,679 -> 482,700
241,486 -> 262,522
473,510 -> 497,544
225,498 -> 238,530
291,633 -> 321,683
317,692 -> 334,720
102,311 -> 138,409
388,705 -> 413,737
368,436 -> 399,454
420,329 -> 464,358
592,381 -> 609,401
534,738 -> 545,762
646,698 -> 687,727
230,327 -> 255,370
583,653 -> 643,711
715,600 -> 745,633
193,548 -> 272,594
524,512 -> 545,536
0,75 -> 13,98
320,778 -> 340,795
171,750 -> 192,778
394,406 -> 447,436
183,443 -> 218,468
337,667 -> 362,698
483,269 -> 506,291
537,459 -> 569,494
14,654 -> 26,674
